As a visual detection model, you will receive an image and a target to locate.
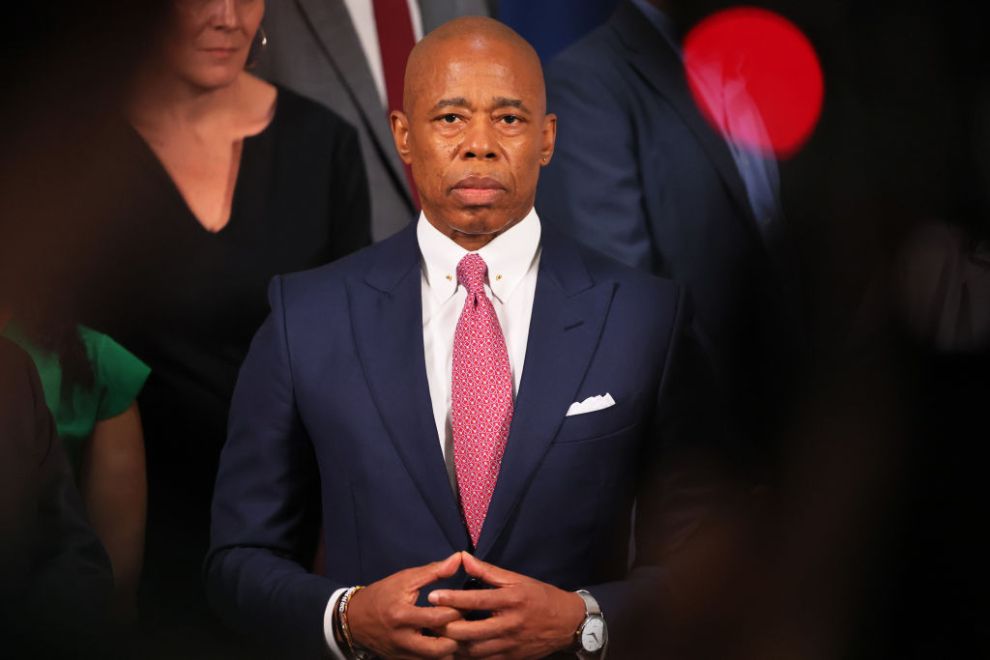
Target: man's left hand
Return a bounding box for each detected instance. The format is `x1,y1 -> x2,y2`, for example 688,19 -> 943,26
428,551 -> 586,659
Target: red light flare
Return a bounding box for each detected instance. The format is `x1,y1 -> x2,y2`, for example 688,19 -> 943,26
683,7 -> 824,159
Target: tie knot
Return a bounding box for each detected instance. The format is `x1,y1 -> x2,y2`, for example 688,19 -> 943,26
456,253 -> 488,295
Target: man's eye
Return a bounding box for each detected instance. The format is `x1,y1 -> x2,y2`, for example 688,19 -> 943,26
441,114 -> 459,124
501,115 -> 521,125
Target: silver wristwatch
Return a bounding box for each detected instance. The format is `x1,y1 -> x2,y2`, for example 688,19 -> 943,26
573,589 -> 607,659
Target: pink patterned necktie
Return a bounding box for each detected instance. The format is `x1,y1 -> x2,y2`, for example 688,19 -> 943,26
451,253 -> 514,547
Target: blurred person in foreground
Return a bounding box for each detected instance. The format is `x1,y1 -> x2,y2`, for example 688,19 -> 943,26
624,4 -> 990,659
1,300 -> 148,625
208,16 -> 722,659
1,335 -> 114,658
68,0 -> 371,650
0,3 -> 162,648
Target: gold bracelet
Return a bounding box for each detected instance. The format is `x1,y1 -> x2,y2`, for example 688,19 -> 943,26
338,585 -> 365,658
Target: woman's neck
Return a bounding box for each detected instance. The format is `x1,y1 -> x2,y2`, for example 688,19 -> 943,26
128,67 -> 243,134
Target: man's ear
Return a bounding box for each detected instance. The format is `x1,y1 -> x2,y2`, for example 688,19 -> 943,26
390,110 -> 412,165
540,112 -> 557,166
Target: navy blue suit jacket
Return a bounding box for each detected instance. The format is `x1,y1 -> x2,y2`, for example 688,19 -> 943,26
207,222 -> 700,657
537,1 -> 802,431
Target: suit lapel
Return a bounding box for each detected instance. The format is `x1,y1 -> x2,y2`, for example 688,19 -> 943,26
475,229 -> 616,558
348,225 -> 468,550
295,0 -> 413,206
611,3 -> 764,247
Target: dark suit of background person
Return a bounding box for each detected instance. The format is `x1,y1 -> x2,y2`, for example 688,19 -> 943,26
0,337 -> 113,658
497,0 -> 618,63
206,216 -> 716,657
256,0 -> 490,241
537,0 -> 803,466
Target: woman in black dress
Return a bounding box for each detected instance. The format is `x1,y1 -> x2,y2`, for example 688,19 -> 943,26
77,0 -> 371,650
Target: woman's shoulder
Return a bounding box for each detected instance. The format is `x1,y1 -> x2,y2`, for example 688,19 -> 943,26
78,326 -> 148,381
77,325 -> 149,419
264,80 -> 359,141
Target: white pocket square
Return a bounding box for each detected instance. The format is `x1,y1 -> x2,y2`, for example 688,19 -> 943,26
565,393 -> 616,417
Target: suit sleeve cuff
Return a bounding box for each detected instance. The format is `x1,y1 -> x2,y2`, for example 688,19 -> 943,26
323,587 -> 349,660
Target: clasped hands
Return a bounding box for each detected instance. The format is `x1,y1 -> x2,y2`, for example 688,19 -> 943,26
346,551 -> 586,659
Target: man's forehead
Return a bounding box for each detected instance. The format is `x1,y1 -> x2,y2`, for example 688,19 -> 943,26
427,49 -> 530,81
404,20 -> 545,115
415,23 -> 534,64
416,56 -> 537,93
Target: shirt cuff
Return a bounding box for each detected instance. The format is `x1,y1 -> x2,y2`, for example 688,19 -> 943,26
323,587 -> 349,660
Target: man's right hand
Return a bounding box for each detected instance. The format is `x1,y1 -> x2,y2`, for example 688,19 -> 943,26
347,552 -> 464,659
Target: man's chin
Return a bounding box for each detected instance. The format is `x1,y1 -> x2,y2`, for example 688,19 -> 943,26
447,212 -> 515,238
422,205 -> 524,244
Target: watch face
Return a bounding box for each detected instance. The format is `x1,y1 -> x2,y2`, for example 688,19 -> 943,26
581,617 -> 606,652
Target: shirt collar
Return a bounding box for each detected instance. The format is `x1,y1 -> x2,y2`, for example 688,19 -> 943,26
417,207 -> 542,304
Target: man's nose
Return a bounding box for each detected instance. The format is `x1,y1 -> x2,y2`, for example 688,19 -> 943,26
460,120 -> 497,160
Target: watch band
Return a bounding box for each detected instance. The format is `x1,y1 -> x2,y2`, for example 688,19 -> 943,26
576,590 -> 601,617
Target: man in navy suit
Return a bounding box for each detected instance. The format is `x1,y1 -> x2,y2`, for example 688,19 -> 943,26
208,16 -> 712,659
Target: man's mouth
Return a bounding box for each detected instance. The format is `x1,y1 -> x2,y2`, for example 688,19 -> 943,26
451,176 -> 505,205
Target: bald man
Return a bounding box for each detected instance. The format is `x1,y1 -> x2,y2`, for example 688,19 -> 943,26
208,17 -> 712,659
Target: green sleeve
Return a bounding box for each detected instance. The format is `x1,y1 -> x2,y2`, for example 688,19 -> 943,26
79,326 -> 151,421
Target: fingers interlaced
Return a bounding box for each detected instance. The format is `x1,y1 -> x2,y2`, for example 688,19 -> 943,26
402,630 -> 459,659
442,613 -> 513,642
430,585 -> 519,611
454,636 -> 516,658
386,555 -> 538,660
406,552 -> 463,589
405,603 -> 463,629
461,553 -> 516,587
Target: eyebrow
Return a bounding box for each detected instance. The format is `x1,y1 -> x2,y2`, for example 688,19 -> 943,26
430,96 -> 532,113
491,97 -> 530,113
433,97 -> 471,111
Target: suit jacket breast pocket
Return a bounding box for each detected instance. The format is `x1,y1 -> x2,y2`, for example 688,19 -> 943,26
554,389 -> 644,444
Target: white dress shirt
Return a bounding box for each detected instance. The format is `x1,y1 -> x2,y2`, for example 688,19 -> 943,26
323,209 -> 543,658
419,209 -> 542,489
342,0 -> 425,109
